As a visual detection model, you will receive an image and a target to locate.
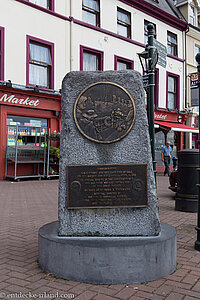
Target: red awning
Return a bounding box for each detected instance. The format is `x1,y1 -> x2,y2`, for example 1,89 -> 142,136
155,121 -> 199,134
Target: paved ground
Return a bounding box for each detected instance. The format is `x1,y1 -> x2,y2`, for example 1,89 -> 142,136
0,175 -> 200,300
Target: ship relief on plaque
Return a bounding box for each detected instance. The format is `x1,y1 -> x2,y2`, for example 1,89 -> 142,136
74,82 -> 136,144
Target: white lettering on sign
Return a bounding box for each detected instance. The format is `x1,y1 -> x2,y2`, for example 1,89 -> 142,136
154,113 -> 167,120
0,94 -> 40,107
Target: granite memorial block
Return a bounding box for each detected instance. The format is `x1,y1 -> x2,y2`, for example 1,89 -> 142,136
58,70 -> 160,236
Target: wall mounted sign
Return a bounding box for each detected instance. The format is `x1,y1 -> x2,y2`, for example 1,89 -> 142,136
0,90 -> 61,111
74,82 -> 136,144
190,72 -> 199,87
67,163 -> 148,209
0,93 -> 40,107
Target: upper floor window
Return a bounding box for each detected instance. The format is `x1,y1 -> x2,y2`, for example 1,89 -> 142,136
167,31 -> 177,56
0,27 -> 4,81
144,20 -> 156,44
189,5 -> 195,25
27,37 -> 54,89
114,55 -> 133,70
167,74 -> 179,110
28,0 -> 54,10
117,8 -> 131,38
82,0 -> 100,27
80,46 -> 103,71
195,45 -> 200,66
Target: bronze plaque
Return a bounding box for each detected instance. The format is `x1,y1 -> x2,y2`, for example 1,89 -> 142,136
74,82 -> 136,143
66,164 -> 148,209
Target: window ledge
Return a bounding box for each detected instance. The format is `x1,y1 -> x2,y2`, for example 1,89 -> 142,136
167,54 -> 185,62
15,0 -> 70,21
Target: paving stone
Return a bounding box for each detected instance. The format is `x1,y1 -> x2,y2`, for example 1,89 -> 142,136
165,292 -> 184,300
0,176 -> 200,300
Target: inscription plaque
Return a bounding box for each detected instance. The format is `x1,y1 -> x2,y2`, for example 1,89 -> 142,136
67,164 -> 148,209
74,82 -> 136,143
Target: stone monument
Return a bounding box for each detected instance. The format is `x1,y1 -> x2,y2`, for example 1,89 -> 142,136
38,70 -> 176,284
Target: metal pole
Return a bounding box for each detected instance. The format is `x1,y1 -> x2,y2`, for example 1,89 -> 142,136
195,52 -> 200,251
147,23 -> 157,182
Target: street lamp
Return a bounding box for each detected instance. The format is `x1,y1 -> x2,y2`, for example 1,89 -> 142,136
195,52 -> 200,251
138,46 -> 149,74
138,23 -> 157,182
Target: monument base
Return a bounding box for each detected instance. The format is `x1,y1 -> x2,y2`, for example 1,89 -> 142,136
38,221 -> 176,284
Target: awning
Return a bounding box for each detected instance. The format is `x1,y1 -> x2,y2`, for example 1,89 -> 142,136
155,121 -> 199,134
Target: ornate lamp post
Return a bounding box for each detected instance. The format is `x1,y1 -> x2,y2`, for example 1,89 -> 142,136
195,52 -> 200,251
138,23 -> 157,182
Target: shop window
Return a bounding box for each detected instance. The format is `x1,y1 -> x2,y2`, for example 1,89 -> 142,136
167,73 -> 179,110
82,0 -> 100,27
144,20 -> 156,45
0,27 -> 4,81
189,5 -> 195,25
27,36 -> 54,89
7,115 -> 47,128
167,31 -> 177,56
28,0 -> 54,10
117,8 -> 131,38
114,56 -> 134,70
80,46 -> 103,71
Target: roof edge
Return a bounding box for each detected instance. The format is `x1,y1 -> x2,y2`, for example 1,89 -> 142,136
119,0 -> 188,31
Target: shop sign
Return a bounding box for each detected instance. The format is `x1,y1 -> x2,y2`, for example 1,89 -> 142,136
154,111 -> 179,123
0,90 -> 61,111
154,112 -> 167,120
0,93 -> 40,107
190,73 -> 199,87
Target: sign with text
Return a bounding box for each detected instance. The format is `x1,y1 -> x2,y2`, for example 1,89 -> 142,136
66,164 -> 148,209
0,90 -> 60,111
190,72 -> 199,87
153,39 -> 167,68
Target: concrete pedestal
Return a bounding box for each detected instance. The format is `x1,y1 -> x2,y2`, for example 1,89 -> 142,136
38,221 -> 177,284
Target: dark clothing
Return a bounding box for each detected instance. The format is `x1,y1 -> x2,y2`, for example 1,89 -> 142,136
164,156 -> 170,175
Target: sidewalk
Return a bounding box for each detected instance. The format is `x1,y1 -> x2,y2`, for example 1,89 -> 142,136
0,176 -> 200,300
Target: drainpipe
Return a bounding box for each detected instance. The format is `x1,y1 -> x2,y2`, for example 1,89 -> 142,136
185,26 -> 189,109
184,26 -> 189,148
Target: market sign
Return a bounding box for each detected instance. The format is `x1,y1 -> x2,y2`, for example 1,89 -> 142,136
153,38 -> 167,68
0,93 -> 40,107
0,90 -> 61,111
190,72 -> 199,87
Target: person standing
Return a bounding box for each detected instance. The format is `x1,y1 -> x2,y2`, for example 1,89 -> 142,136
161,141 -> 173,176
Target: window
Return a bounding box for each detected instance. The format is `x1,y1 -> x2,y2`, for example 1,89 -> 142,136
189,5 -> 195,25
0,27 -> 4,81
117,8 -> 131,38
82,0 -> 100,27
167,73 -> 179,110
114,56 -> 133,70
167,31 -> 177,56
195,45 -> 200,66
144,20 -> 156,44
80,46 -> 103,71
27,36 -> 54,89
28,0 -> 54,10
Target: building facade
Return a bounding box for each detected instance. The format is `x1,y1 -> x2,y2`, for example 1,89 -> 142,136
175,0 -> 200,149
0,0 -> 191,179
